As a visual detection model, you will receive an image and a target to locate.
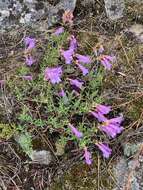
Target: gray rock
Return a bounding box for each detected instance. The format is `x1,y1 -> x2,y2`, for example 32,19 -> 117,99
0,0 -> 77,31
113,141 -> 143,190
124,143 -> 140,157
104,0 -> 125,20
31,150 -> 53,165
128,24 -> 143,43
113,158 -> 128,190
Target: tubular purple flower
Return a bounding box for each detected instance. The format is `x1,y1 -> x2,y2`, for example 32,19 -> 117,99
68,124 -> 83,138
105,55 -> 114,61
22,75 -> 33,80
24,37 -> 36,50
109,116 -> 123,124
69,79 -> 83,89
69,35 -> 78,52
101,58 -> 112,70
61,49 -> 73,64
98,46 -> 104,53
96,104 -> 111,115
53,27 -> 64,36
76,54 -> 92,64
96,143 -> 112,158
59,89 -> 66,97
84,147 -> 92,165
25,55 -> 35,66
0,80 -> 5,87
99,116 -> 124,138
90,111 -> 107,122
44,67 -> 62,84
100,55 -> 114,70
77,63 -> 89,76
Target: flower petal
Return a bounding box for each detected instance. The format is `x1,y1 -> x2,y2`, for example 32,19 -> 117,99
68,124 -> 83,138
84,147 -> 92,165
76,54 -> 92,64
96,143 -> 112,158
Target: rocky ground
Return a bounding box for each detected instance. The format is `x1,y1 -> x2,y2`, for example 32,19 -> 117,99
0,0 -> 143,190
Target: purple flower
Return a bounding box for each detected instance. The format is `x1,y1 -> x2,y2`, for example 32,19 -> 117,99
44,67 -> 62,84
109,116 -> 124,125
96,104 -> 111,115
53,27 -> 64,36
96,143 -> 112,158
77,63 -> 89,76
99,116 -> 124,138
68,124 -> 83,138
98,46 -> 104,54
61,49 -> 73,64
24,37 -> 36,50
69,79 -> 83,89
0,80 -> 5,87
69,35 -> 78,52
59,89 -> 66,97
76,54 -> 92,64
22,75 -> 33,80
84,147 -> 92,165
90,111 -> 107,122
100,55 -> 114,70
25,55 -> 35,66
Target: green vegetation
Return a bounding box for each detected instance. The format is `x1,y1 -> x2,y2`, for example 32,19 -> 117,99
6,31 -> 104,152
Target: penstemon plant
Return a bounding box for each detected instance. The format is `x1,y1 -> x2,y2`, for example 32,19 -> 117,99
8,10 -> 124,165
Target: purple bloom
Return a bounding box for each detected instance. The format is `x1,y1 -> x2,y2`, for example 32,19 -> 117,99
0,80 -> 5,87
68,124 -> 83,138
59,89 -> 66,97
98,46 -> 104,54
77,63 -> 89,76
22,75 -> 33,80
44,67 -> 62,84
69,35 -> 78,52
96,143 -> 112,158
76,54 -> 92,64
108,116 -> 124,125
96,104 -> 111,115
90,111 -> 107,122
53,27 -> 64,36
84,147 -> 92,165
100,55 -> 114,70
99,116 -> 124,138
61,49 -> 73,64
25,55 -> 35,66
69,79 -> 83,89
24,37 -> 36,50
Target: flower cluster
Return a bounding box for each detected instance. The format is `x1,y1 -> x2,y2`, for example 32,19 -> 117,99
44,67 -> 62,84
66,104 -> 123,165
61,35 -> 91,77
24,37 -> 36,67
91,104 -> 123,138
90,104 -> 123,159
44,34 -> 91,97
21,11 -> 123,166
43,12 -> 121,165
